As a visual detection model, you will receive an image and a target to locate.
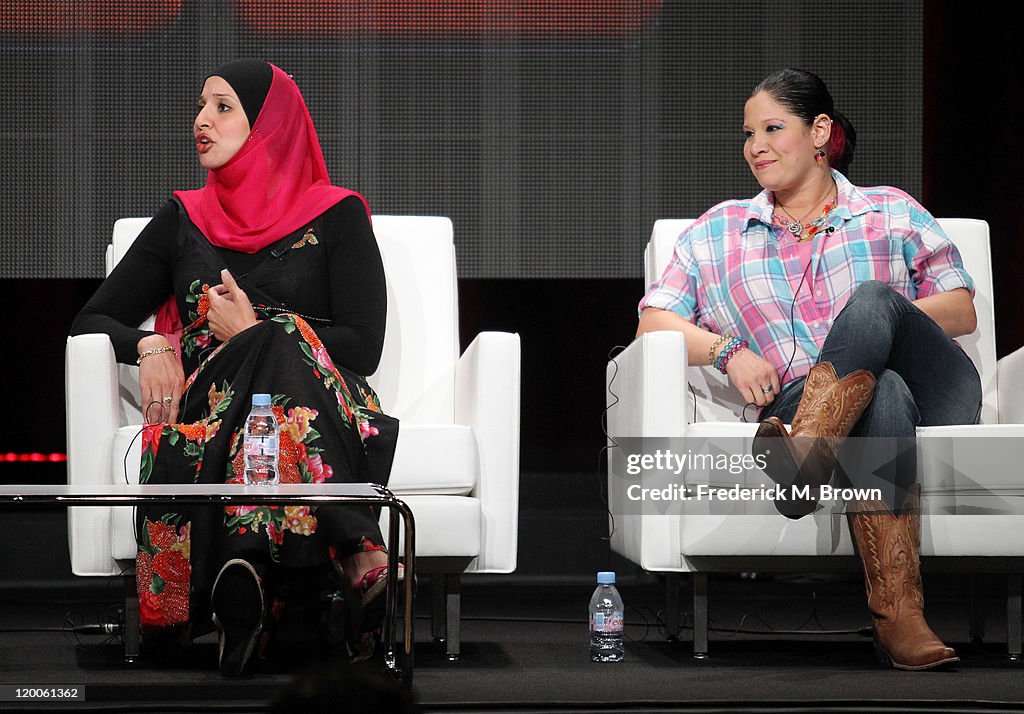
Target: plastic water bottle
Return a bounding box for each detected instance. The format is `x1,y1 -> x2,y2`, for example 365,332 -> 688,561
243,393 -> 279,485
589,571 -> 624,662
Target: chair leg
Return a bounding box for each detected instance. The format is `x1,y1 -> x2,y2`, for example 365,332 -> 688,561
429,573 -> 461,660
970,574 -> 986,644
123,572 -> 140,663
664,573 -> 680,640
444,574 -> 461,661
1008,574 -> 1022,661
431,575 -> 447,643
693,573 -> 708,659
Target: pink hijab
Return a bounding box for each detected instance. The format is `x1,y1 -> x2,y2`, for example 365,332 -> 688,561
175,61 -> 368,252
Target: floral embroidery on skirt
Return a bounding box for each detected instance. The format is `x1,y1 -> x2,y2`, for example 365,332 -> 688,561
136,315 -> 397,633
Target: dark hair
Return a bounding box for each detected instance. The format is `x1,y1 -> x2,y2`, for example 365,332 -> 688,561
751,68 -> 856,175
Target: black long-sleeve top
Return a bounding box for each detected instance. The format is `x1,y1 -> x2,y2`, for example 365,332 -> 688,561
71,195 -> 387,376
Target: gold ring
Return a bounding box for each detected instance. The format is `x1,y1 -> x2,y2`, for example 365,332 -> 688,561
162,396 -> 173,406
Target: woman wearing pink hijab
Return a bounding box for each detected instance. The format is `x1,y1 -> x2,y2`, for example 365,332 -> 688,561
72,59 -> 398,675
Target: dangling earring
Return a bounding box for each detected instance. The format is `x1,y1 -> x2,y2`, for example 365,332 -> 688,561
814,148 -> 826,166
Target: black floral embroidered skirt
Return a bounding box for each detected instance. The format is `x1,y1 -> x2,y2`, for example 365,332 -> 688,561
135,315 -> 398,632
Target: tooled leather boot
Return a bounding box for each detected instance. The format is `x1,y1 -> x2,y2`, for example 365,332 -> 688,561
848,485 -> 958,670
752,361 -> 876,518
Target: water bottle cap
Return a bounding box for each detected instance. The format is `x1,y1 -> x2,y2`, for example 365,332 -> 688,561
597,571 -> 615,585
252,393 -> 271,407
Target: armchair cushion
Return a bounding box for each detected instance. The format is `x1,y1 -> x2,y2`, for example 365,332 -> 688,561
387,424 -> 477,496
380,495 -> 482,557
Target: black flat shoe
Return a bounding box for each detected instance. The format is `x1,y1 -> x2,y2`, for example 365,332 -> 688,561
211,559 -> 264,676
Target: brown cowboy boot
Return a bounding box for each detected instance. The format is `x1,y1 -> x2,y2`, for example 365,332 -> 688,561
848,485 -> 958,670
752,362 -> 876,518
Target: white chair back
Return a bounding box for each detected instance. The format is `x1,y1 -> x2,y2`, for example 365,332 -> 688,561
368,215 -> 459,424
645,219 -> 694,291
941,219 -> 997,423
646,218 -> 997,423
107,215 -> 459,426
110,218 -> 152,273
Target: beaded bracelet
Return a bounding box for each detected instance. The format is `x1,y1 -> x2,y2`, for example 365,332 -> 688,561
713,337 -> 750,374
707,334 -> 732,365
711,336 -> 740,372
136,345 -> 175,364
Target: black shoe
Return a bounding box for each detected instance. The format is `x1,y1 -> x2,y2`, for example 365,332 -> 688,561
212,559 -> 264,676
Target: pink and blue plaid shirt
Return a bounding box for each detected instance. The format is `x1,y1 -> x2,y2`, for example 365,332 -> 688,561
639,171 -> 974,386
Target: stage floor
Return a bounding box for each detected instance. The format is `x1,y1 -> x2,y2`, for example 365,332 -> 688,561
2,574 -> 1023,713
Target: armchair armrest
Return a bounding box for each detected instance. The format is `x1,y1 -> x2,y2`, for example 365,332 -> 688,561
65,334 -> 122,576
65,334 -> 121,486
606,331 -> 690,439
997,344 -> 1024,424
605,331 -> 690,571
454,331 -> 521,573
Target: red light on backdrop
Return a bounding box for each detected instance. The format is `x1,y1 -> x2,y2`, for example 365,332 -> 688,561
0,1 -> 182,36
0,453 -> 67,463
0,2 -> 658,38
236,0 -> 661,37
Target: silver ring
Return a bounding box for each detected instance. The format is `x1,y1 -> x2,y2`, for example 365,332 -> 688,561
162,396 -> 173,406
761,386 -> 773,394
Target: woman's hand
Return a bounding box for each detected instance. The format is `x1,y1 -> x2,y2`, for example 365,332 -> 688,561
137,334 -> 185,424
724,349 -> 781,408
207,269 -> 258,342
638,309 -> 781,407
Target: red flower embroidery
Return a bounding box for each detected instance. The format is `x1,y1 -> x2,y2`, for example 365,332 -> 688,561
197,286 -> 211,318
270,409 -> 302,484
267,522 -> 285,545
147,520 -> 177,550
139,589 -> 167,627
294,317 -> 324,352
141,424 -> 162,458
136,551 -> 154,592
137,520 -> 192,628
175,423 -> 207,442
153,549 -> 190,584
230,449 -> 245,481
160,581 -> 190,624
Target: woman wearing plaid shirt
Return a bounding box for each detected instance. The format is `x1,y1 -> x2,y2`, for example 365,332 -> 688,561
639,69 -> 981,671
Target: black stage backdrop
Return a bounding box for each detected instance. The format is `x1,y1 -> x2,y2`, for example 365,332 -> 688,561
2,0 -> 924,279
0,1 -> 1022,584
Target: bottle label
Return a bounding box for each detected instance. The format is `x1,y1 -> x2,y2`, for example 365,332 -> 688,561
591,611 -> 624,633
244,435 -> 278,457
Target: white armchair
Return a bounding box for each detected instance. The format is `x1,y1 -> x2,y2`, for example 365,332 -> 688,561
66,215 -> 520,660
607,218 -> 1024,657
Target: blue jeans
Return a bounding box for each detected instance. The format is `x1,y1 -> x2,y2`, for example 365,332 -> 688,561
760,281 -> 982,512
